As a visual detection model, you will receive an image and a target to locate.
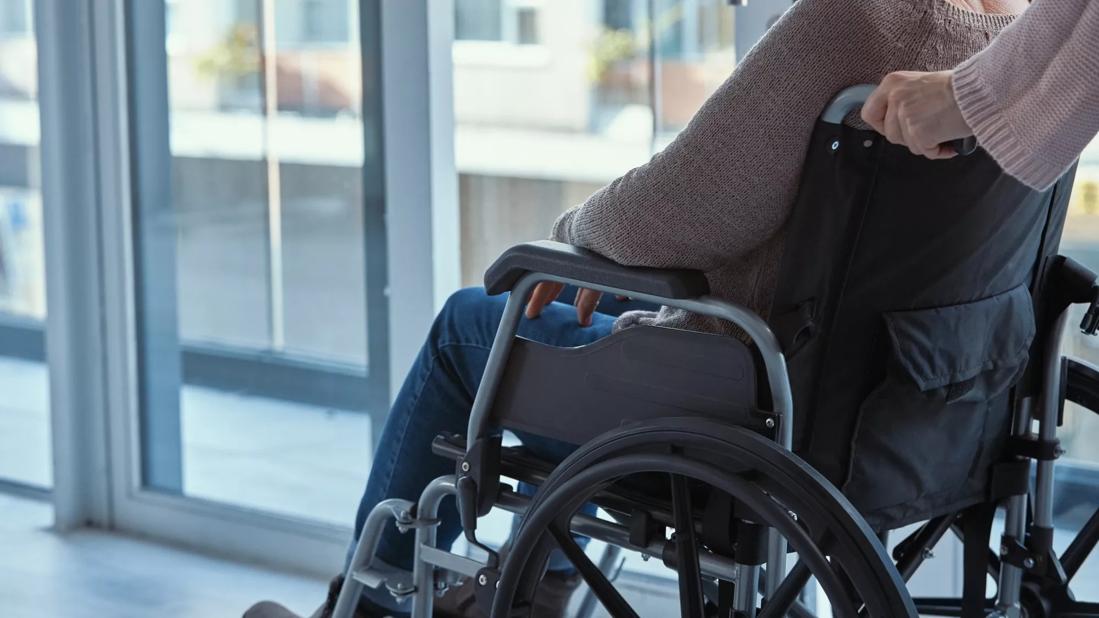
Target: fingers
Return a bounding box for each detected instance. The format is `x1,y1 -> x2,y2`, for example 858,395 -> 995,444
574,288 -> 603,327
899,113 -> 933,158
861,84 -> 888,134
524,283 -> 604,326
930,143 -> 958,160
865,70 -> 972,160
525,281 -> 565,319
883,98 -> 906,147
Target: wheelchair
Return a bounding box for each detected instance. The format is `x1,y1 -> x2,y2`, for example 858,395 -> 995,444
334,86 -> 1099,617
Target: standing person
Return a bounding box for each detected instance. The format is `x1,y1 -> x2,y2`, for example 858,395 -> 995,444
862,0 -> 1099,190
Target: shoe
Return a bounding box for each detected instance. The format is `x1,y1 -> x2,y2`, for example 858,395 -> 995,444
243,575 -> 398,618
433,546 -> 582,618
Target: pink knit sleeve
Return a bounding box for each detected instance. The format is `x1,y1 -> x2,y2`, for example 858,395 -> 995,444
951,0 -> 1099,191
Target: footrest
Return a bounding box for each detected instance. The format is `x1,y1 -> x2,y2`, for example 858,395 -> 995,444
350,562 -> 415,598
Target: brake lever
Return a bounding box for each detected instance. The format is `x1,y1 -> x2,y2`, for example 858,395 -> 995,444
1081,286 -> 1099,336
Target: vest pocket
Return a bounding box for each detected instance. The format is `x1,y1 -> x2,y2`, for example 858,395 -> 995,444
843,284 -> 1036,518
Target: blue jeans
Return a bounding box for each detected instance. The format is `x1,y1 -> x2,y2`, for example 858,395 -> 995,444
349,287 -> 651,611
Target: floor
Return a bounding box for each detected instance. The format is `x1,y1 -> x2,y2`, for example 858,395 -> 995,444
0,490 -> 682,618
0,494 -> 327,618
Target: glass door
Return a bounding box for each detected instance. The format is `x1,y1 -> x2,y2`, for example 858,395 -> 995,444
0,0 -> 51,492
128,0 -> 385,526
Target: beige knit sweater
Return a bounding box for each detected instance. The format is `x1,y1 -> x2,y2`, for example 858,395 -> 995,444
551,0 -> 1017,336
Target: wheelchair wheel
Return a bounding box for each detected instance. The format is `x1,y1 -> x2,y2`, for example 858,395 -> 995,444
491,418 -> 916,618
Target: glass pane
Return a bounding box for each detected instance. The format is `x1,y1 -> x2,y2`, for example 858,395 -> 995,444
451,1 -> 751,582
1052,134 -> 1099,595
652,0 -> 735,140
0,0 -> 51,489
455,0 -> 503,42
455,1 -> 655,285
132,0 -> 377,525
454,0 -> 739,284
515,7 -> 538,45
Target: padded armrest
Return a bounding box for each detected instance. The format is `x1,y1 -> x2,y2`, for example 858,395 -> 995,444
483,240 -> 710,299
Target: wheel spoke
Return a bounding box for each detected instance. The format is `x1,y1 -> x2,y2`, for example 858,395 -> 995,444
759,559 -> 812,618
671,473 -> 706,618
494,432 -> 916,618
548,522 -> 639,618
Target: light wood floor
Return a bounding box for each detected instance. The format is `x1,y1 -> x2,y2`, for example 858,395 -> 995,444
0,494 -> 328,618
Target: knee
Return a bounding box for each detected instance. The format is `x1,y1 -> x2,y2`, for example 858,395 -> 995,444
439,287 -> 491,322
431,287 -> 500,342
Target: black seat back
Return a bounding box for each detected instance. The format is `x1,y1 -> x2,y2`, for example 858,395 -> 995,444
771,120 -> 1077,528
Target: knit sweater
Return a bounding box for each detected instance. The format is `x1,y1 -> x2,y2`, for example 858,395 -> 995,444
551,0 -> 1017,336
953,0 -> 1099,191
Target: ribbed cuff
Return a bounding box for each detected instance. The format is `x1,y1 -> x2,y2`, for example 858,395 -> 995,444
952,60 -> 1065,191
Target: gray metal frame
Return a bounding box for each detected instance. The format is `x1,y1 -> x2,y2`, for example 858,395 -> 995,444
994,308 -> 1069,617
334,270 -> 794,618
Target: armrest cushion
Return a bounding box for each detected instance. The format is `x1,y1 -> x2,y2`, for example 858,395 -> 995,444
483,240 -> 710,299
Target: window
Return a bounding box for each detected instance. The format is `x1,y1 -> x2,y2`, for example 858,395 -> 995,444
453,0 -> 736,284
128,0 -> 380,525
456,0 -> 504,41
300,0 -> 350,45
603,0 -> 636,30
515,4 -> 538,45
0,0 -> 30,37
450,0 -> 744,581
455,0 -> 541,46
0,0 -> 49,490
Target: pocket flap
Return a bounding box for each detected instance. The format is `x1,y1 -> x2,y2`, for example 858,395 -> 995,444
883,285 -> 1036,391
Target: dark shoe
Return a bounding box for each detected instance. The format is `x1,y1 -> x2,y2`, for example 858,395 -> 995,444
243,575 -> 399,618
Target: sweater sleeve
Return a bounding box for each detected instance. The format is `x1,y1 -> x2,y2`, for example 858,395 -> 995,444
951,0 -> 1099,191
551,0 -> 863,272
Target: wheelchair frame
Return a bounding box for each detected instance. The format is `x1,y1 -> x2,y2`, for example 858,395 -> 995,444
335,269 -> 796,618
332,87 -> 1099,618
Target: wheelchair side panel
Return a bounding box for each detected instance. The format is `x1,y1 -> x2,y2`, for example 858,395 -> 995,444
489,325 -> 760,447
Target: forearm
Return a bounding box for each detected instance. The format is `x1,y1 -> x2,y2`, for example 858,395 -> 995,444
952,0 -> 1099,190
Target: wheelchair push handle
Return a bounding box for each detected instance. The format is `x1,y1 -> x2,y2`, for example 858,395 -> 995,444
821,84 -> 977,156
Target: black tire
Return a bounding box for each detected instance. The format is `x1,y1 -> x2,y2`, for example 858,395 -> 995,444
492,418 -> 916,618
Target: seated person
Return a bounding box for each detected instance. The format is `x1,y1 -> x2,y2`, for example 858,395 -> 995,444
247,0 -> 1025,616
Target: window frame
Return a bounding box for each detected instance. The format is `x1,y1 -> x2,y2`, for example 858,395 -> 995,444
35,0 -> 458,575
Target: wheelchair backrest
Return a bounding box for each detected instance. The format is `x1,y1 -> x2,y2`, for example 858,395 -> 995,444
770,118 -> 1077,528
